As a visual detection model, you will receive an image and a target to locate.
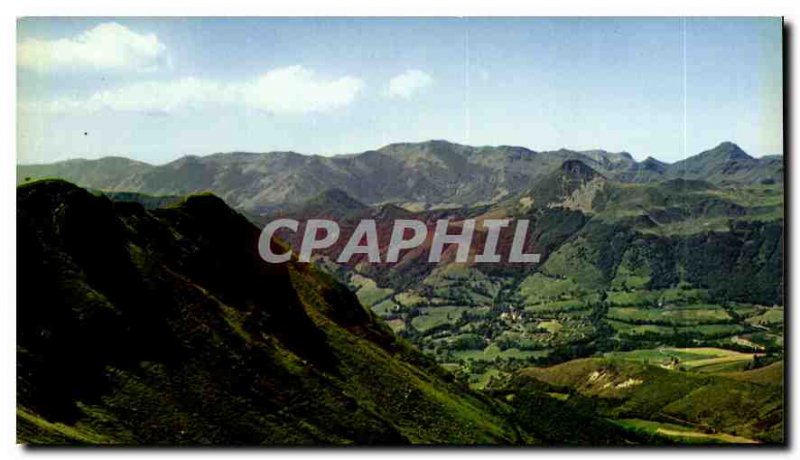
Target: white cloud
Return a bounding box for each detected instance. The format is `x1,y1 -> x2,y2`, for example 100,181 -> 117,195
28,78 -> 224,114
240,66 -> 363,114
386,70 -> 433,100
21,65 -> 364,115
18,22 -> 168,73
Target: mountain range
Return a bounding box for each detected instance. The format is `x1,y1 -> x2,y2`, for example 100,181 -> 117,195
17,140 -> 783,214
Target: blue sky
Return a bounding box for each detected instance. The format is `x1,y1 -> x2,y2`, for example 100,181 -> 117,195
17,17 -> 782,164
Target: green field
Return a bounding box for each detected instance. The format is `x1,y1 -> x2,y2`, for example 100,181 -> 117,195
518,274 -> 584,305
607,305 -> 731,325
453,344 -> 549,363
351,274 -> 394,307
614,418 -> 759,444
605,347 -> 760,371
410,306 -> 472,332
608,320 -> 746,339
746,308 -> 784,327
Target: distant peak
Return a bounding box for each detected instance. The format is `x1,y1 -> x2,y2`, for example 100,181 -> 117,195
642,156 -> 667,167
425,139 -> 457,145
579,149 -> 635,163
381,139 -> 459,150
705,141 -> 752,161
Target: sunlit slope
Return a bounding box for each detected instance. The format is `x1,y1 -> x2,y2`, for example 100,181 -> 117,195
516,355 -> 783,444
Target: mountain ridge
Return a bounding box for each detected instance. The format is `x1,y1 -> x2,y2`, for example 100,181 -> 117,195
18,141 -> 783,213
21,140 -> 783,168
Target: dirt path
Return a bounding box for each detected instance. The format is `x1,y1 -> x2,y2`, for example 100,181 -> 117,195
655,428 -> 759,444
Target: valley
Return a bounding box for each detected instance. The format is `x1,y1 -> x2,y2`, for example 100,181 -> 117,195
261,142 -> 784,444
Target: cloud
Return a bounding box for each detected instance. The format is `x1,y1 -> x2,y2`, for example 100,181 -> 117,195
386,70 -> 433,99
240,66 -> 363,114
27,78 -> 224,114
18,22 -> 168,73
21,65 -> 364,115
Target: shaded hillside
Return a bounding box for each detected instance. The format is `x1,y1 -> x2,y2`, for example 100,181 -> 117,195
539,217 -> 783,305
17,141 -> 783,213
17,180 -> 525,445
97,191 -> 184,209
18,157 -> 153,190
613,157 -> 668,183
277,188 -> 372,221
265,186 -> 589,293
524,159 -> 607,210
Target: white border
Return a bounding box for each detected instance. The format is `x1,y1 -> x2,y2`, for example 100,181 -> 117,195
3,1 -> 798,459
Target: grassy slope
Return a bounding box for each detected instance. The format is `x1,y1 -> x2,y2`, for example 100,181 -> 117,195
517,356 -> 783,444
719,361 -> 784,385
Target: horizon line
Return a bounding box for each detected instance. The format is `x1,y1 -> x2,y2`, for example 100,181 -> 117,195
16,139 -> 782,167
